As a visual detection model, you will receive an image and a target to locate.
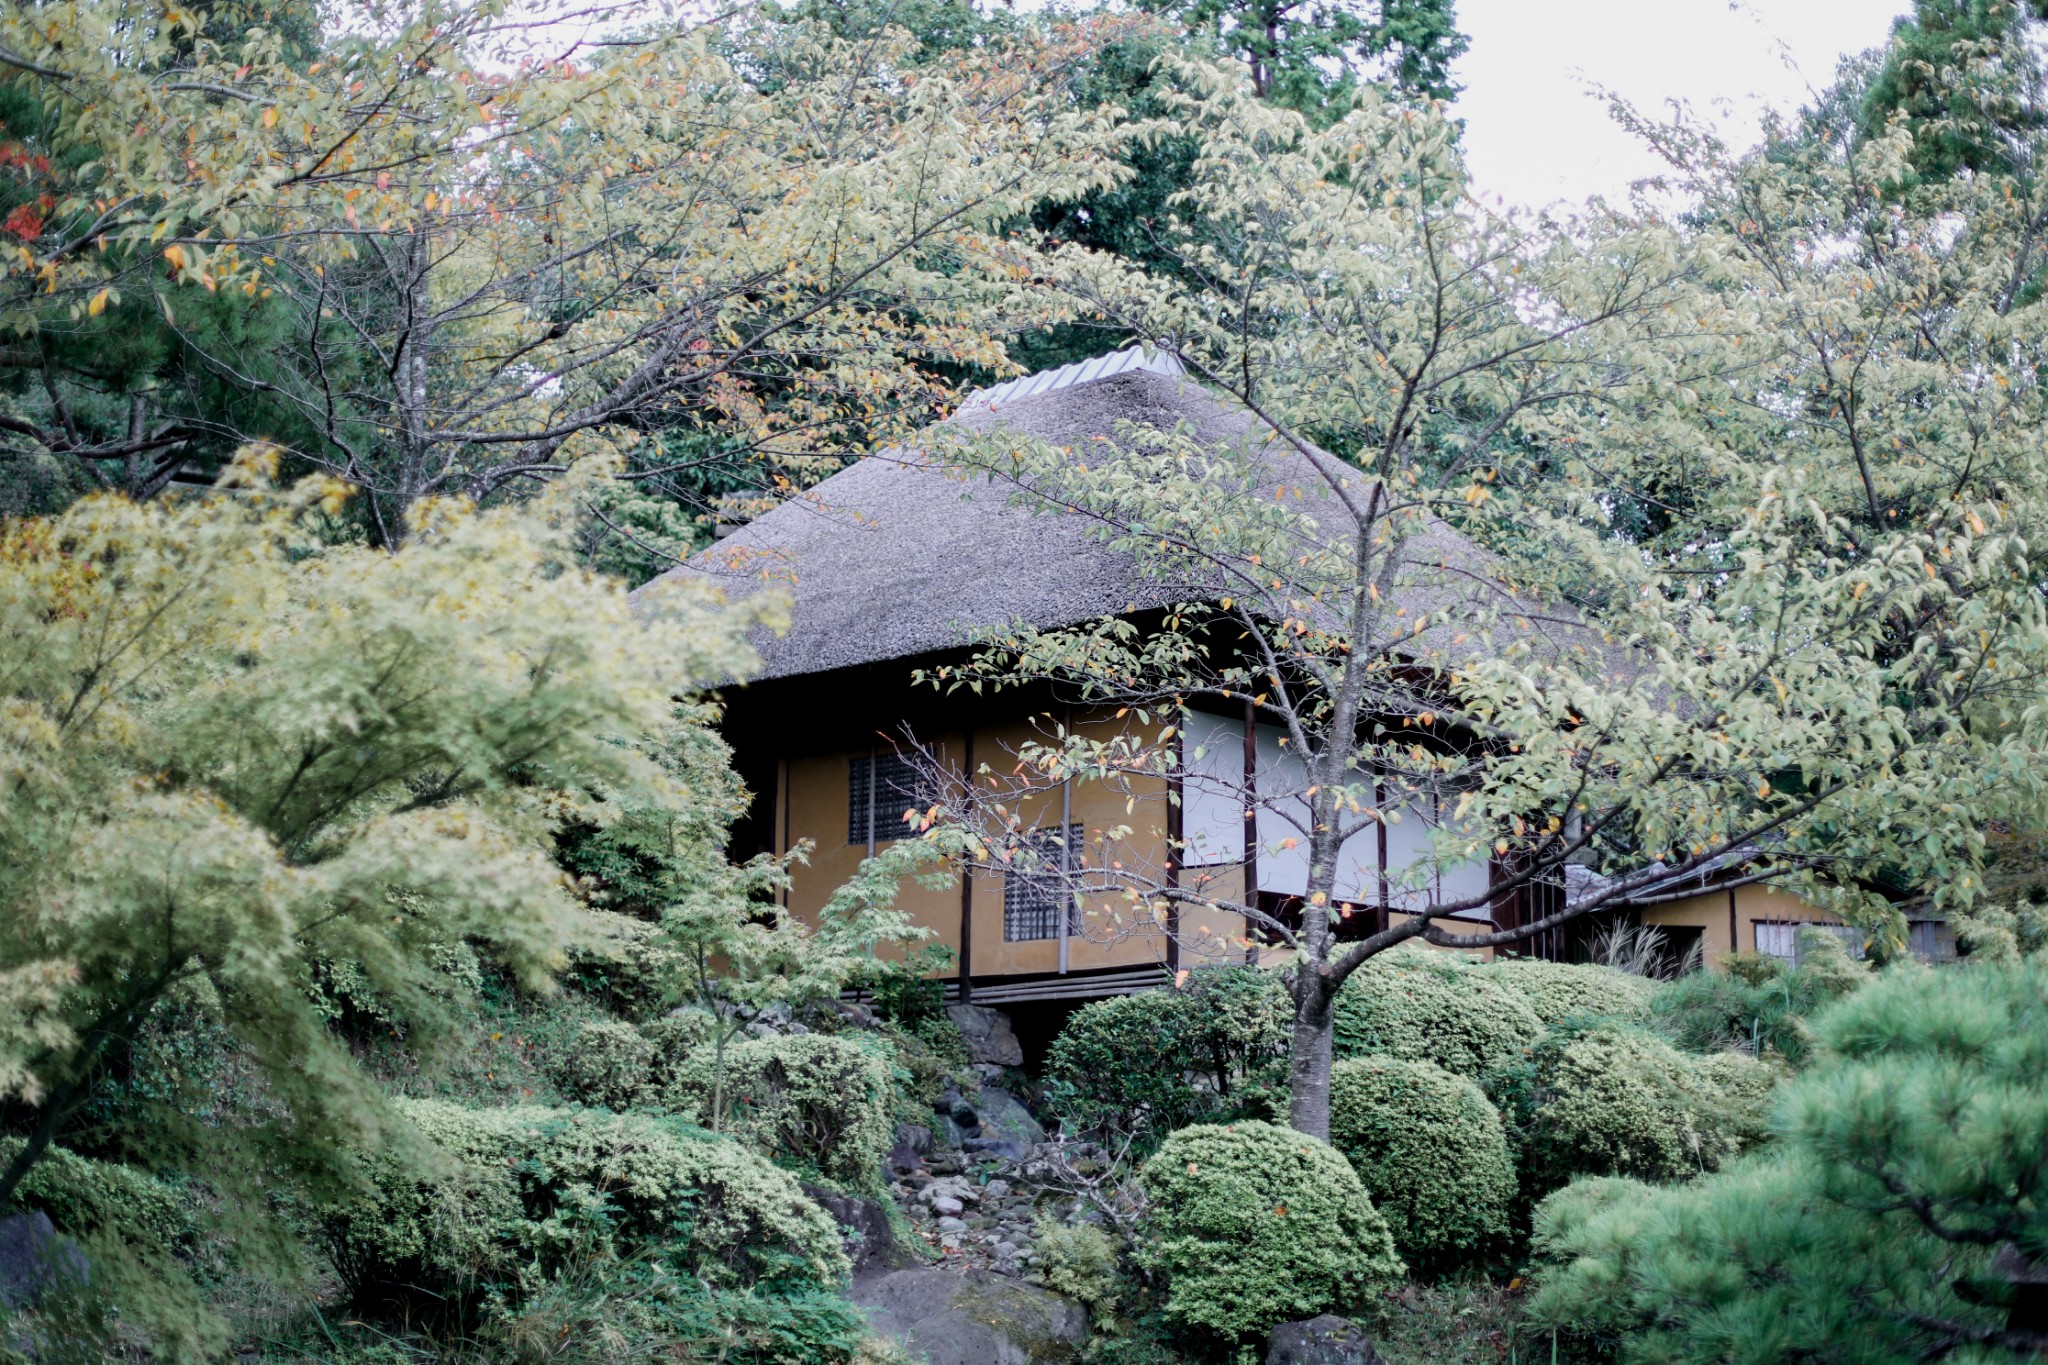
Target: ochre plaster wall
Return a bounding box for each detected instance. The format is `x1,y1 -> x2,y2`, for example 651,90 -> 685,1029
776,710 -> 1518,982
1638,884 -> 1846,968
778,713 -> 1208,979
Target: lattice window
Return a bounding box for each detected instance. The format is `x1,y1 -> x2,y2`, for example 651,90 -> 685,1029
1004,823 -> 1084,942
1753,921 -> 1798,962
849,753 -> 924,846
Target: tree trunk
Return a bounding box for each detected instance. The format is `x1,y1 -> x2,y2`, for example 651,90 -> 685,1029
1286,976 -> 1337,1141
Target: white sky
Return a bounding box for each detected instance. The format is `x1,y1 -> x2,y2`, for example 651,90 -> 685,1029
1453,0 -> 1911,209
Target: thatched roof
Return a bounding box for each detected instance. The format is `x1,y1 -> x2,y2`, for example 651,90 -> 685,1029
635,358 -> 1548,683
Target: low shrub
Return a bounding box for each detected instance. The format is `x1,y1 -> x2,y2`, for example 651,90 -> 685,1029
480,1251 -> 869,1365
875,1019 -> 957,1120
557,911 -> 679,1020
325,1099 -> 847,1308
1137,1121 -> 1402,1341
1030,1215 -> 1121,1316
1327,1057 -> 1515,1272
1507,1024 -> 1745,1191
1046,967 -> 1290,1149
1332,948 -> 1545,1079
548,1018 -> 659,1110
1481,957 -> 1656,1026
669,1033 -> 895,1187
1651,930 -> 1868,1064
2,1141 -> 210,1358
6,1140 -> 194,1249
1693,1048 -> 1784,1148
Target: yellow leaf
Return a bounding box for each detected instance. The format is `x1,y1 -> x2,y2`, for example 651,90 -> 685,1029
87,289 -> 108,316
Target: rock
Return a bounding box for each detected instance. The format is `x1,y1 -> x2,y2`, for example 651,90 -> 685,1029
984,1179 -> 1013,1198
895,1123 -> 934,1156
929,1195 -> 966,1217
975,1088 -> 1048,1146
962,1137 -> 1030,1162
945,1005 -> 1025,1068
0,1212 -> 87,1309
801,1183 -> 909,1274
936,1216 -> 969,1234
854,1267 -> 1086,1365
1266,1315 -> 1384,1365
834,1000 -> 878,1029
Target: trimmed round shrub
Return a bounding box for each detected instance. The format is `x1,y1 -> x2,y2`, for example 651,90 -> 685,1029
1138,1121 -> 1402,1340
1522,1025 -> 1742,1188
4,1140 -> 193,1249
1333,948 -> 1545,1079
669,1033 -> 894,1187
1693,1048 -> 1784,1149
1046,967 -> 1289,1148
548,1018 -> 658,1110
1481,958 -> 1656,1027
325,1099 -> 846,1304
641,1009 -> 717,1076
1327,1057 -> 1515,1272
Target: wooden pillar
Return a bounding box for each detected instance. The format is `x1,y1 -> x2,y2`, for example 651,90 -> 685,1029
1242,698 -> 1259,965
1376,771 -> 1390,937
958,729 -> 975,1004
1166,713 -> 1183,974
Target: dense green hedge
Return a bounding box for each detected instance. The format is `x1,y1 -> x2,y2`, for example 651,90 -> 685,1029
1480,958 -> 1656,1026
1138,1121 -> 1402,1340
668,1033 -> 895,1187
1510,1024 -> 1749,1189
1046,967 -> 1289,1147
549,1018 -> 659,1109
1333,948 -> 1545,1078
1327,1057 -> 1515,1272
324,1099 -> 847,1306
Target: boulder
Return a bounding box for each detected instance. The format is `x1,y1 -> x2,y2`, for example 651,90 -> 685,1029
962,1137 -> 1030,1163
886,1123 -> 932,1175
800,1183 -> 910,1275
0,1212 -> 88,1309
854,1267 -> 1085,1365
1267,1315 -> 1384,1365
975,1088 -> 1048,1146
945,1005 -> 1024,1067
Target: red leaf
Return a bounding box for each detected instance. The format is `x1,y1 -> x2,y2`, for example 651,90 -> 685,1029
4,204 -> 43,240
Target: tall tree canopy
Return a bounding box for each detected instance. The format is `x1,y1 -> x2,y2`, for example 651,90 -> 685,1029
915,54 -> 2048,1139
0,0 -> 1133,544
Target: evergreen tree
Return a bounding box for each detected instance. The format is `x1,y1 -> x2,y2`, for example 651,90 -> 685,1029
1532,962 -> 2048,1360
1858,0 -> 2048,184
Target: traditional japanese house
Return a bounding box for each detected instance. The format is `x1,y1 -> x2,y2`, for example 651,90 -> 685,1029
637,349 -> 1859,1005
